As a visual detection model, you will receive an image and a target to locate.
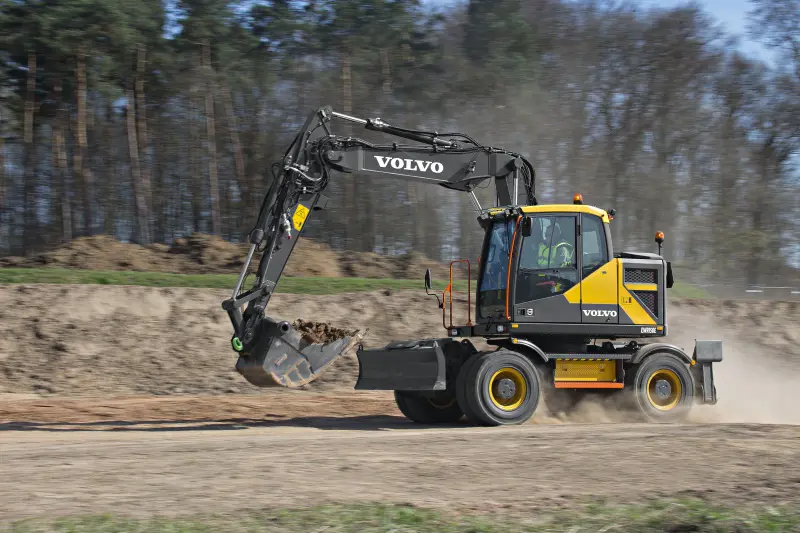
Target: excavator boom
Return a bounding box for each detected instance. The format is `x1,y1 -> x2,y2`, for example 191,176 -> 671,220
221,105 -> 535,388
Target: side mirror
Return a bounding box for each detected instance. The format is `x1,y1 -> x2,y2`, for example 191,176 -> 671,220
521,217 -> 532,237
424,268 -> 443,309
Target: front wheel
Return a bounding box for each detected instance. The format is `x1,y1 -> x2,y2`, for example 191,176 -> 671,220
394,390 -> 464,424
457,349 -> 540,426
628,353 -> 695,422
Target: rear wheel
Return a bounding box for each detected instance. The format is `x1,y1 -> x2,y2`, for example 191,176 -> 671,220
628,353 -> 695,422
394,390 -> 463,424
457,349 -> 540,426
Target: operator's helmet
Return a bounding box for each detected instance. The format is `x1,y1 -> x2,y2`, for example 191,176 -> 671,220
546,222 -> 562,243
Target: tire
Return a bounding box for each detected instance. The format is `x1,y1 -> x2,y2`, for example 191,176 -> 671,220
458,349 -> 541,426
455,351 -> 488,425
394,390 -> 463,424
628,353 -> 695,423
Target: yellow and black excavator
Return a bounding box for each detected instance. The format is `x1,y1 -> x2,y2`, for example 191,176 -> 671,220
222,106 -> 722,426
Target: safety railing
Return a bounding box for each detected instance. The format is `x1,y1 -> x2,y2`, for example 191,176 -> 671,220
443,259 -> 473,329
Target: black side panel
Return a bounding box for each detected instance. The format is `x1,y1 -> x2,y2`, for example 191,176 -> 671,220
355,338 -> 454,391
514,294 -> 581,323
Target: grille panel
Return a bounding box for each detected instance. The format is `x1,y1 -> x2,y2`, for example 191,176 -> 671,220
625,268 -> 657,284
633,290 -> 658,317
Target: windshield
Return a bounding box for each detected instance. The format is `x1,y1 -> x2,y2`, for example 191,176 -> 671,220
478,218 -> 516,319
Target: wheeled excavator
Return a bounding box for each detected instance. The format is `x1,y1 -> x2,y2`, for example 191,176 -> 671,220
221,106 -> 723,426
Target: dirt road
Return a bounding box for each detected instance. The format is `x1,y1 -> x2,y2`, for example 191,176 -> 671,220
1,284 -> 800,522
2,392 -> 799,522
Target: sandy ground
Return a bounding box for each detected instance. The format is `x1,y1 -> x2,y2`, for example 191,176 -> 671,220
1,392 -> 799,522
1,284 -> 799,521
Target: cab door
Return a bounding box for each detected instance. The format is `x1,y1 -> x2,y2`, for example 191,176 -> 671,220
578,213 -> 619,323
512,214 -> 582,324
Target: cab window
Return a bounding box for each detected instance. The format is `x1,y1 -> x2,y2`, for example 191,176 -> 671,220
581,214 -> 608,278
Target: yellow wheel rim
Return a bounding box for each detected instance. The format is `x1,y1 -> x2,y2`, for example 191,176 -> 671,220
646,369 -> 682,411
488,367 -> 527,411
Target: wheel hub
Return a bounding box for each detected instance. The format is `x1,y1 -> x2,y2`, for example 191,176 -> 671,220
646,368 -> 683,411
654,379 -> 672,399
496,378 -> 516,400
488,367 -> 528,411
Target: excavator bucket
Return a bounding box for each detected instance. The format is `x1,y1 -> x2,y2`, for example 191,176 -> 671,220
234,315 -> 365,388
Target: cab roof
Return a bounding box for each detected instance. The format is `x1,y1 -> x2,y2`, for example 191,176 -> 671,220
487,204 -> 611,223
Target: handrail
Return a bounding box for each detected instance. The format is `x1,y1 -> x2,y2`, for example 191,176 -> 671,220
506,216 -> 521,320
442,259 -> 472,329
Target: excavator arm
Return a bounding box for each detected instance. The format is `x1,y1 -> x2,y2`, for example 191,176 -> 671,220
222,105 -> 536,388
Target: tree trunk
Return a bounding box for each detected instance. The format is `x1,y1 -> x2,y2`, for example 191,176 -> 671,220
380,48 -> 392,96
219,78 -> 246,236
341,50 -> 355,248
0,111 -> 5,250
54,79 -> 72,242
0,112 -> 5,225
135,43 -> 153,236
22,51 -> 37,252
202,41 -> 221,236
74,48 -> 94,235
126,87 -> 150,244
151,120 -> 165,242
190,89 -> 202,232
746,140 -> 774,287
103,101 -> 116,236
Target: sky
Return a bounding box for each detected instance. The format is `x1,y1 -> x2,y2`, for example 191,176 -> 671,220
423,0 -> 774,63
636,0 -> 771,60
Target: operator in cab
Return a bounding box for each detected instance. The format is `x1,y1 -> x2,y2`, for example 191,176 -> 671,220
538,221 -> 573,268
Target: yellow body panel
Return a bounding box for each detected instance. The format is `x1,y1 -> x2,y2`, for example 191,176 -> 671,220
618,261 -> 657,325
487,204 -> 610,223
555,360 -> 616,382
626,282 -> 657,291
564,259 -> 619,305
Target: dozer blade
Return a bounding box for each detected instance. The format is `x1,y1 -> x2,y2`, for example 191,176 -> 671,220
235,316 -> 366,388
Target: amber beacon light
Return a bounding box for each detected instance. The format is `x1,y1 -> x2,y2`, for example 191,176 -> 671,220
573,193 -> 583,205
655,231 -> 665,254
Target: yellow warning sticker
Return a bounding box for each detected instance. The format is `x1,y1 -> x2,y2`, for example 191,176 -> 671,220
292,204 -> 310,231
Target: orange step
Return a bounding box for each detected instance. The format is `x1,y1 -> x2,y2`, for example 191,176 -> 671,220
553,381 -> 624,389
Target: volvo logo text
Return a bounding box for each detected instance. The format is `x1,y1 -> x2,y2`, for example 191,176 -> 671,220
374,156 -> 444,174
582,309 -> 617,317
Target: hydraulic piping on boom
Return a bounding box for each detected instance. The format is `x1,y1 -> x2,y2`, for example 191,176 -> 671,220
221,105 -> 536,388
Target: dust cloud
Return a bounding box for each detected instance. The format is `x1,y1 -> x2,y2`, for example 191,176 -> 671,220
539,299 -> 800,425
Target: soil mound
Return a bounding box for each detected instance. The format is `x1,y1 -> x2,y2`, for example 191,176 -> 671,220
0,284 -> 799,426
0,235 -> 172,272
0,234 -> 449,279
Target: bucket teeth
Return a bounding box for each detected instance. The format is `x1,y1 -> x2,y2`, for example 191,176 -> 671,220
235,317 -> 366,388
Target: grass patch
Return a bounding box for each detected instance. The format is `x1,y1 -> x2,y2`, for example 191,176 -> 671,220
0,268 -> 470,294
0,267 -> 714,299
5,499 -> 799,533
669,281 -> 714,299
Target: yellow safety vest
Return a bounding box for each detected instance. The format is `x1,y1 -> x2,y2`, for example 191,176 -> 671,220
538,242 -> 571,268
